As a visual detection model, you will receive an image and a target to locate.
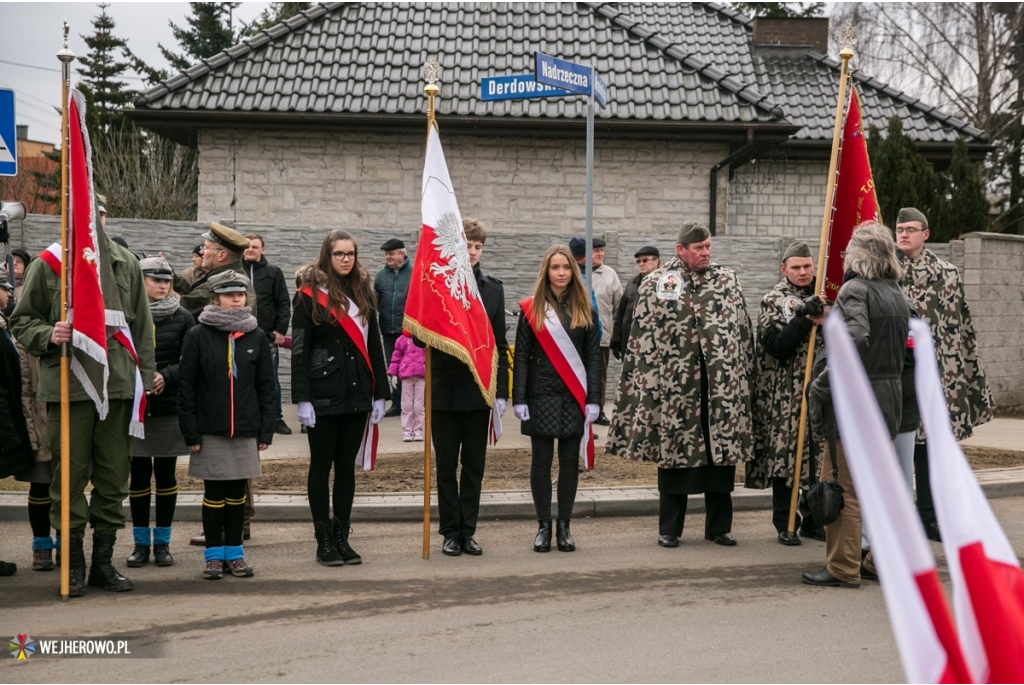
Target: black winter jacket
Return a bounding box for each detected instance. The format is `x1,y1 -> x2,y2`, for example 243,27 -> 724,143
430,264 -> 510,411
290,292 -> 390,416
148,307 -> 195,417
244,256 -> 291,336
0,326 -> 33,478
512,299 -> 601,438
610,271 -> 642,358
177,323 -> 276,446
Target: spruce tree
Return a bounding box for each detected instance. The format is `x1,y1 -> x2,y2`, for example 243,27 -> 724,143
77,4 -> 135,136
241,2 -> 312,36
867,117 -> 939,230
160,3 -> 239,71
934,137 -> 990,241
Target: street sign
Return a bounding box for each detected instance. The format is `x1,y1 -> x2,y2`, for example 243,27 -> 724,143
480,74 -> 572,102
535,52 -> 594,98
0,89 -> 16,177
594,74 -> 608,108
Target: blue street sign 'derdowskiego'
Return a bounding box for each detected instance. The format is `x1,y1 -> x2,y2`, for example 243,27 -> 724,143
480,74 -> 572,102
0,89 -> 17,177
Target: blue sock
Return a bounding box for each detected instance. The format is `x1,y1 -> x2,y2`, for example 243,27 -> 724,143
32,536 -> 55,551
224,545 -> 244,561
133,527 -> 151,546
203,546 -> 225,562
153,527 -> 172,546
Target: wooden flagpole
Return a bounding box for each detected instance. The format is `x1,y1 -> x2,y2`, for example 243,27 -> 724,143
57,22 -> 74,602
786,35 -> 856,537
421,63 -> 440,560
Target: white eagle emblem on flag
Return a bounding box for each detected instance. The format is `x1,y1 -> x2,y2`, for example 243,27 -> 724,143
430,210 -> 480,310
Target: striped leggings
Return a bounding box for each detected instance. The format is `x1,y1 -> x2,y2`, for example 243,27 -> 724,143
129,457 -> 178,528
202,479 -> 246,548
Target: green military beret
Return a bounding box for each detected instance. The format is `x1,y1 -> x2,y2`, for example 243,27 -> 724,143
783,242 -> 813,261
896,207 -> 929,229
677,221 -> 710,245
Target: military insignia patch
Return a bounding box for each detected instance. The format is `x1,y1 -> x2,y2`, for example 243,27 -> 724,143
782,295 -> 802,322
656,271 -> 682,301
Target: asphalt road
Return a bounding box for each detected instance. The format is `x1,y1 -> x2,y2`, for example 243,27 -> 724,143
3,498 -> 1024,683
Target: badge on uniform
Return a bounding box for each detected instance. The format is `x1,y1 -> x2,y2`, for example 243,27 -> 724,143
656,271 -> 682,301
782,295 -> 802,322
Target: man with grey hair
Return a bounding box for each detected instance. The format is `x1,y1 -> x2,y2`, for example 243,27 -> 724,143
608,221 -> 754,548
895,207 -> 993,542
375,239 -> 411,417
802,221 -> 911,588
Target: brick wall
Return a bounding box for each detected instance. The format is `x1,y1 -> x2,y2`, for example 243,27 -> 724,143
753,17 -> 830,53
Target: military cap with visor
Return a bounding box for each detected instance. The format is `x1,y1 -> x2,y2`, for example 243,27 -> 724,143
208,271 -> 251,294
140,256 -> 174,281
202,221 -> 250,252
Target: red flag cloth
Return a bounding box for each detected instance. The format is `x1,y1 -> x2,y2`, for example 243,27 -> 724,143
824,86 -> 879,301
403,126 -> 497,405
67,89 -> 110,418
912,318 -> 1024,683
825,313 -> 970,684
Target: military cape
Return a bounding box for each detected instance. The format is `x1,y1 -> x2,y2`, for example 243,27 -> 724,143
899,249 -> 993,441
746,278 -> 824,489
606,257 -> 754,468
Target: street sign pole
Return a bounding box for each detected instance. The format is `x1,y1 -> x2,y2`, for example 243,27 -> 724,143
584,79 -> 595,293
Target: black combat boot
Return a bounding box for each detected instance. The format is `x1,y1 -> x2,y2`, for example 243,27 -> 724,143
87,532 -> 134,592
314,521 -> 344,566
556,519 -> 576,552
332,518 -> 362,565
534,520 -> 552,553
68,536 -> 87,598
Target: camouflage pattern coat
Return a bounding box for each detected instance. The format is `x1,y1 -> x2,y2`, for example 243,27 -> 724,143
606,257 -> 755,468
899,249 -> 993,441
746,279 -> 824,489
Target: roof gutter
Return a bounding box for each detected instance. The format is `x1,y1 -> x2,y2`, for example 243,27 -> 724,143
709,128 -> 757,236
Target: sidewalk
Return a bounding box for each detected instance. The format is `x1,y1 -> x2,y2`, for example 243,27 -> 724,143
2,408 -> 1022,523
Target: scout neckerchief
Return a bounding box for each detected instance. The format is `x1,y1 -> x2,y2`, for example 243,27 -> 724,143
519,296 -> 595,471
299,284 -> 379,471
39,243 -> 147,438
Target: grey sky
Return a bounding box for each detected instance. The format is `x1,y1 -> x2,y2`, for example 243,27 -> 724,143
0,2 -> 270,145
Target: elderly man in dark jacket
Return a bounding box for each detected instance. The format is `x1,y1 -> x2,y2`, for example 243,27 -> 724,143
802,221 -> 911,589
375,239 -> 411,417
244,233 -> 292,435
610,245 -> 659,359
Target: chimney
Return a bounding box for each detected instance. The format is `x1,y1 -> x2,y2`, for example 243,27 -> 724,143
16,124 -> 28,141
753,17 -> 829,54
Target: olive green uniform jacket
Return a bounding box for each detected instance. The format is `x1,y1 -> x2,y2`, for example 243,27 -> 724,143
179,260 -> 257,321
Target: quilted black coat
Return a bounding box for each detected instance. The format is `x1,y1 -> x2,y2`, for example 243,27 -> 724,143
0,326 -> 34,479
513,299 -> 601,438
148,306 -> 195,417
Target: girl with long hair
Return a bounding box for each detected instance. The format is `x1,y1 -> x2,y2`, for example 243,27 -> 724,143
513,245 -> 601,553
292,229 -> 390,566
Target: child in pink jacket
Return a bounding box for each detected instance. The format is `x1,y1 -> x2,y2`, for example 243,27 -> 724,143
388,332 -> 426,441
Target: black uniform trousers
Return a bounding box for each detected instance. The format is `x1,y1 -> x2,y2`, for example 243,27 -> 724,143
770,477 -> 819,534
914,443 -> 937,527
658,353 -> 734,538
433,409 -> 490,540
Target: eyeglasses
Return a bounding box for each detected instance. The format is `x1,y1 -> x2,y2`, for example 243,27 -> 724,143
895,227 -> 925,235
635,257 -> 656,264
331,251 -> 357,261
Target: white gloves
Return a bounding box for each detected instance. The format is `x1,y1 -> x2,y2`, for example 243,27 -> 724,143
370,399 -> 386,424
513,404 -> 530,422
584,404 -> 600,426
495,398 -> 507,417
297,401 -> 316,428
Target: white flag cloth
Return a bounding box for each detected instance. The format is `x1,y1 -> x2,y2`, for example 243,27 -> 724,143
825,313 -> 969,684
912,318 -> 1024,683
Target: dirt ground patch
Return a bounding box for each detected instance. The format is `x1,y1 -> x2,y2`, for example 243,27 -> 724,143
3,445 -> 1023,494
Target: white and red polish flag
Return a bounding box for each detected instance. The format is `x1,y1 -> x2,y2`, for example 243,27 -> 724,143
912,318 -> 1024,684
825,313 -> 970,684
403,126 -> 497,406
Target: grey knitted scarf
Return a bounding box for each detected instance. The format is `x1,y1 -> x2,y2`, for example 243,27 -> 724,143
198,305 -> 258,333
149,293 -> 181,322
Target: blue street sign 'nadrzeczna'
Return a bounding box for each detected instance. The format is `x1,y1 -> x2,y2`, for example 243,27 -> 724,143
534,52 -> 607,107
480,74 -> 572,102
0,89 -> 17,177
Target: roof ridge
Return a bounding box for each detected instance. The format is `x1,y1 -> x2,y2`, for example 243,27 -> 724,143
700,1 -> 754,27
803,50 -> 987,142
132,2 -> 342,107
580,1 -> 786,119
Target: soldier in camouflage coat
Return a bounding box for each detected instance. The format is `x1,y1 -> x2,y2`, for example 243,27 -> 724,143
746,242 -> 828,546
895,207 -> 994,541
607,222 -> 754,548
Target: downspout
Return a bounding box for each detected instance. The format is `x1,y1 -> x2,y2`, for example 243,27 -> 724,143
709,128 -> 756,236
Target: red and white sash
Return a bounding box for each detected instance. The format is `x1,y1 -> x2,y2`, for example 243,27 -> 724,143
519,297 -> 595,471
300,284 -> 379,471
40,244 -> 147,438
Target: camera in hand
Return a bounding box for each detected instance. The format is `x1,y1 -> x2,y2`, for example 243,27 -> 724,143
793,295 -> 825,318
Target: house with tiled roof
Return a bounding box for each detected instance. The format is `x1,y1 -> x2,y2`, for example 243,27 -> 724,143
127,2 -> 986,238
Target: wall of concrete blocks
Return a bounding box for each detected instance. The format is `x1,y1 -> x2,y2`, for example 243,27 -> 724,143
11,216 -> 1004,408
727,159 -> 830,238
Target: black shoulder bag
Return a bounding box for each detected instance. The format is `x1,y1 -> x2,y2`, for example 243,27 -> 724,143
805,433 -> 845,526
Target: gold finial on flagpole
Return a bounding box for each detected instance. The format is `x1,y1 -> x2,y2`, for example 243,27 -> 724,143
423,59 -> 440,131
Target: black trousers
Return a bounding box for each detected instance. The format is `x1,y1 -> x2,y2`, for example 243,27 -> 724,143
381,333 -> 402,408
306,412 -> 367,526
659,491 -> 733,537
914,443 -> 937,527
434,409 -> 490,539
771,477 -> 819,534
530,436 -> 582,522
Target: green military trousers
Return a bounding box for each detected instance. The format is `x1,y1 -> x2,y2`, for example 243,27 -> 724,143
46,400 -> 132,537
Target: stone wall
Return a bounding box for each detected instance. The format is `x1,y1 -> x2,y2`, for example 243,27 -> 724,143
196,130 -> 729,237
727,159 -> 830,238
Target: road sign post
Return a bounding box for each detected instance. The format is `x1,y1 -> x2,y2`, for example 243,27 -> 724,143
0,89 -> 18,177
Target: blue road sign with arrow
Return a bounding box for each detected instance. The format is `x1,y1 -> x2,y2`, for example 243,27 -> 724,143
0,89 -> 17,177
